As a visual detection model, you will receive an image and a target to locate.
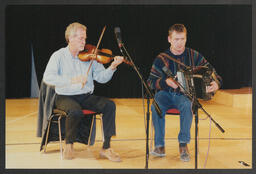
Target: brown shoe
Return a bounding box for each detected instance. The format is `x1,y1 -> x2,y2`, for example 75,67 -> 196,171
150,146 -> 166,157
99,148 -> 121,162
63,144 -> 74,160
179,145 -> 190,162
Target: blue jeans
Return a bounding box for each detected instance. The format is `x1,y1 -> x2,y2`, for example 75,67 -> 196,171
151,90 -> 193,148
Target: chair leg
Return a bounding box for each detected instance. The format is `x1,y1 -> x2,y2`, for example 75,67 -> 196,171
88,115 -> 95,147
150,117 -> 154,152
58,115 -> 63,160
44,116 -> 53,153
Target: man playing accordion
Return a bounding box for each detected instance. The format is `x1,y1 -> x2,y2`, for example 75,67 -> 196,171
147,24 -> 222,162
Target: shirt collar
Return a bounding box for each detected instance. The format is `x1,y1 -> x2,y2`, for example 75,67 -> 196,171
66,45 -> 79,59
166,47 -> 187,59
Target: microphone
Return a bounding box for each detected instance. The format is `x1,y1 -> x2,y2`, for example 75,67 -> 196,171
114,27 -> 123,48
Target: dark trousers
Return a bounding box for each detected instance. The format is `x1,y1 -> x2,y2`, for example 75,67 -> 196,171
55,93 -> 116,144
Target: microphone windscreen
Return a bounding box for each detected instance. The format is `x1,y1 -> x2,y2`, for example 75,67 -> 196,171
114,27 -> 121,33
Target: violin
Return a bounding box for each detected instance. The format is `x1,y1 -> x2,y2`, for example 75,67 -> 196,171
78,44 -> 131,65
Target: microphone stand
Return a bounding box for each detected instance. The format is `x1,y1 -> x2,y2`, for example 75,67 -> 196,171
163,66 -> 225,169
188,68 -> 200,169
117,42 -> 162,169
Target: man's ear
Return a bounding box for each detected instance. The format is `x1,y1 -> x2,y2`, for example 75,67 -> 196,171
69,36 -> 73,42
167,36 -> 171,44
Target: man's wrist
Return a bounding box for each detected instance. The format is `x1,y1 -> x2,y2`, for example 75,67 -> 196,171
110,64 -> 117,70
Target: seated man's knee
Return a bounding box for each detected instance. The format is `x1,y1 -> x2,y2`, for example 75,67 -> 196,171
184,99 -> 191,108
179,98 -> 192,111
104,100 -> 116,112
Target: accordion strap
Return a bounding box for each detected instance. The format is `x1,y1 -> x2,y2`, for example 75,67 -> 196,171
159,52 -> 189,69
188,49 -> 195,68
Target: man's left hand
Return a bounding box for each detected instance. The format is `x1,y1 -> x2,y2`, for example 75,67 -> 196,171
206,81 -> 219,93
110,56 -> 124,70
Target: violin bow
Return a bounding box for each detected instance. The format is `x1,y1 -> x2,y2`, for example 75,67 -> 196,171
94,25 -> 106,54
82,26 -> 107,88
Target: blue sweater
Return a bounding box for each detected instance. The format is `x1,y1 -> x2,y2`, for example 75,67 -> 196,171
147,47 -> 222,92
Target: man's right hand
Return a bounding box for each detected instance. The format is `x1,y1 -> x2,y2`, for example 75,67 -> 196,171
71,75 -> 87,85
165,78 -> 179,89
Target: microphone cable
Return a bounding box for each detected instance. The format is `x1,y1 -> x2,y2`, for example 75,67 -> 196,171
199,112 -> 213,168
141,80 -> 147,134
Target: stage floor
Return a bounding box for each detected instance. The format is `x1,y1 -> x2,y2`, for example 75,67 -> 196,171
5,89 -> 252,169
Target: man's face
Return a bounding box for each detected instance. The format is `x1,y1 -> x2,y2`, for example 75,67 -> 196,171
69,27 -> 87,51
168,31 -> 187,53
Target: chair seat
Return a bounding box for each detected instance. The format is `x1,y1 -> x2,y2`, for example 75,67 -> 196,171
54,109 -> 98,115
82,110 -> 97,115
166,108 -> 180,115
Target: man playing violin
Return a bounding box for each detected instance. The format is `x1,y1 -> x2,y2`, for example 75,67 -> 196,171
147,24 -> 222,162
43,22 -> 123,162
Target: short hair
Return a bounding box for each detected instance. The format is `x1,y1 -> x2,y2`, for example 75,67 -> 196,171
65,22 -> 87,43
168,24 -> 187,36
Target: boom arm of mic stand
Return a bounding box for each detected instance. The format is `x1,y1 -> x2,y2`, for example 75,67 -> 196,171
118,43 -> 162,117
181,86 -> 225,133
163,67 -> 225,133
183,87 -> 225,133
178,83 -> 225,133
199,106 -> 225,133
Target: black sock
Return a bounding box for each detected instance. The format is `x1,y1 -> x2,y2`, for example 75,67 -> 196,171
103,136 -> 111,149
179,143 -> 187,147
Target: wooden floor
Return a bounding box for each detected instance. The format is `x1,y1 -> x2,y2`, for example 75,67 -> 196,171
5,88 -> 252,169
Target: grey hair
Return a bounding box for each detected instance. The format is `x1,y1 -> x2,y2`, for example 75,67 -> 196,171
65,22 -> 87,43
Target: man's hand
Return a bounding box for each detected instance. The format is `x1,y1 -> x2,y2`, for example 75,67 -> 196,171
110,56 -> 124,70
206,81 -> 219,93
166,78 -> 179,89
71,75 -> 88,86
